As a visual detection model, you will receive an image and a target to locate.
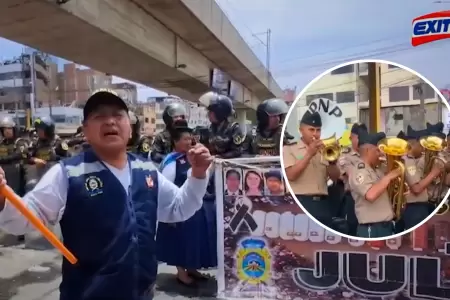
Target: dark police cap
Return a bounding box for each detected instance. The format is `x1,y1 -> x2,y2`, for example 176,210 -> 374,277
426,122 -> 444,134
83,89 -> 128,120
264,170 -> 282,181
397,130 -> 406,139
351,123 -> 367,135
404,125 -> 427,140
172,119 -> 192,134
300,111 -> 322,127
358,131 -> 386,147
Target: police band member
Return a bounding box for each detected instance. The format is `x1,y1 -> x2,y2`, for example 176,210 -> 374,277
348,131 -> 401,238
127,111 -> 152,159
337,123 -> 368,235
401,127 -> 443,230
25,116 -> 69,192
0,116 -> 28,196
150,103 -> 187,164
245,98 -> 294,156
282,111 -> 340,228
201,92 -> 244,159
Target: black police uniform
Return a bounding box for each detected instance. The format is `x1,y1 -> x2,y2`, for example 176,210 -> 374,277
127,111 -> 152,159
0,116 -> 29,196
25,116 -> 69,192
203,92 -> 244,159
246,98 -> 295,156
150,103 -> 187,164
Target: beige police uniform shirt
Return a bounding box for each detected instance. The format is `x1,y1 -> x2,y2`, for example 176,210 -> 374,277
283,139 -> 329,195
338,148 -> 360,191
348,158 -> 394,224
427,151 -> 449,199
404,155 -> 428,203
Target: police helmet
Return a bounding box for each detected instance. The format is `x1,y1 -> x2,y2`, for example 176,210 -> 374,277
34,116 -> 55,137
0,116 -> 16,128
162,103 -> 186,126
200,91 -> 233,122
256,98 -> 289,129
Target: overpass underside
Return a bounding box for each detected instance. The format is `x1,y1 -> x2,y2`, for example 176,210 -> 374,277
0,0 -> 281,110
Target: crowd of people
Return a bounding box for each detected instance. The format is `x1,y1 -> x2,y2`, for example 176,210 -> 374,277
284,109 -> 450,238
0,89 -> 293,299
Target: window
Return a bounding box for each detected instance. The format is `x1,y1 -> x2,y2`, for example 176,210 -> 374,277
388,64 -> 399,69
413,83 -> 435,100
330,65 -> 354,75
389,86 -> 410,102
151,118 -> 155,124
144,117 -> 149,123
336,91 -> 355,103
306,93 -> 334,105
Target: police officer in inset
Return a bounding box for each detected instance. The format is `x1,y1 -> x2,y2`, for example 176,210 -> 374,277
282,111 -> 341,228
127,111 -> 152,159
0,116 -> 28,196
245,98 -> 294,156
201,91 -> 244,159
150,103 -> 187,164
401,126 -> 443,230
336,123 -> 368,235
25,116 -> 69,192
348,131 -> 400,238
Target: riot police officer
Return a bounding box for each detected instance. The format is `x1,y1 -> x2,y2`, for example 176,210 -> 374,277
201,91 -> 244,159
25,116 -> 69,192
67,126 -> 88,156
150,103 -> 187,163
0,116 -> 28,196
127,111 -> 152,159
246,98 -> 294,156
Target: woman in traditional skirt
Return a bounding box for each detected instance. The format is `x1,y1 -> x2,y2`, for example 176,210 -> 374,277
156,120 -> 217,287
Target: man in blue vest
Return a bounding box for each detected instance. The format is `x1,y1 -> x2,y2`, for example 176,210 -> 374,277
0,90 -> 213,300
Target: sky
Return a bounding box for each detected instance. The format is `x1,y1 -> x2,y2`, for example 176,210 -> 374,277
1,0 -> 450,100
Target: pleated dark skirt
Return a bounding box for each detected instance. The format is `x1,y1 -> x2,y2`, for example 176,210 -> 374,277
156,200 -> 217,269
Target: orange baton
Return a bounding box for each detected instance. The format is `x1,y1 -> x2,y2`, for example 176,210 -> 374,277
0,185 -> 78,265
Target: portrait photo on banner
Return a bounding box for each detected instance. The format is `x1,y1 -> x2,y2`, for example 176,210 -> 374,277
224,167 -> 244,197
280,59 -> 450,242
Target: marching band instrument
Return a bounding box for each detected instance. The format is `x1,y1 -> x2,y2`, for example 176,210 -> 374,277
420,135 -> 449,215
305,98 -> 347,162
377,137 -> 409,220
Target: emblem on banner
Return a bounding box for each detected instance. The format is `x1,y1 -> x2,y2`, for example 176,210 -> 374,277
85,176 -> 103,196
236,238 -> 271,285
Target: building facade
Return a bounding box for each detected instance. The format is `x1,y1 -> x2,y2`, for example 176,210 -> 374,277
57,63 -> 113,106
0,53 -> 57,112
111,82 -> 138,107
295,63 -> 441,135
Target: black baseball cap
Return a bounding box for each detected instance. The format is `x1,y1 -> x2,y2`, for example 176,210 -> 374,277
83,90 -> 128,120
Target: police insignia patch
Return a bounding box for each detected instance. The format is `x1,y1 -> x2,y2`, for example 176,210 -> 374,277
407,166 -> 416,175
85,176 -> 103,196
356,173 -> 364,184
357,163 -> 365,169
142,142 -> 150,152
61,142 -> 69,151
233,135 -> 243,145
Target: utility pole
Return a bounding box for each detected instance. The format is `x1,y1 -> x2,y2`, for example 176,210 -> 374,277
414,79 -> 426,128
252,29 -> 271,89
367,62 -> 381,133
29,52 -> 37,125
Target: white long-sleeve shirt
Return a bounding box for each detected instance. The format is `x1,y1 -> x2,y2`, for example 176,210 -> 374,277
0,161 -> 209,235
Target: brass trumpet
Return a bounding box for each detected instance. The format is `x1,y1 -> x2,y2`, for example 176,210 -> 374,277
377,137 -> 410,220
313,134 -> 341,162
420,135 -> 449,214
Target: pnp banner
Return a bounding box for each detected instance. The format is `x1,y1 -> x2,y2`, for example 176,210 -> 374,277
215,157 -> 450,300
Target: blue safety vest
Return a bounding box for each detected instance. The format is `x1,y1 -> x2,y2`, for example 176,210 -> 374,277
59,149 -> 158,300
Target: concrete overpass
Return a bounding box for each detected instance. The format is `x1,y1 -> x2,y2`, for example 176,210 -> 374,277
0,0 -> 283,112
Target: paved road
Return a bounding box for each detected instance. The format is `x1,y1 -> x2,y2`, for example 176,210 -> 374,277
0,241 -> 219,300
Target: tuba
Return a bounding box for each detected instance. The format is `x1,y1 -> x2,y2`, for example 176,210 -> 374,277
420,135 -> 449,214
377,137 -> 410,220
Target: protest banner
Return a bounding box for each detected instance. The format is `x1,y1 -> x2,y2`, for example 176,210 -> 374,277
216,157 -> 450,300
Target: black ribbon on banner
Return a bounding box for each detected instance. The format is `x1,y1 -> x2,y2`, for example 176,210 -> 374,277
229,203 -> 258,233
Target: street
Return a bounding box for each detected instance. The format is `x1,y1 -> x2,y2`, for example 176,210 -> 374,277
0,239 -> 218,300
